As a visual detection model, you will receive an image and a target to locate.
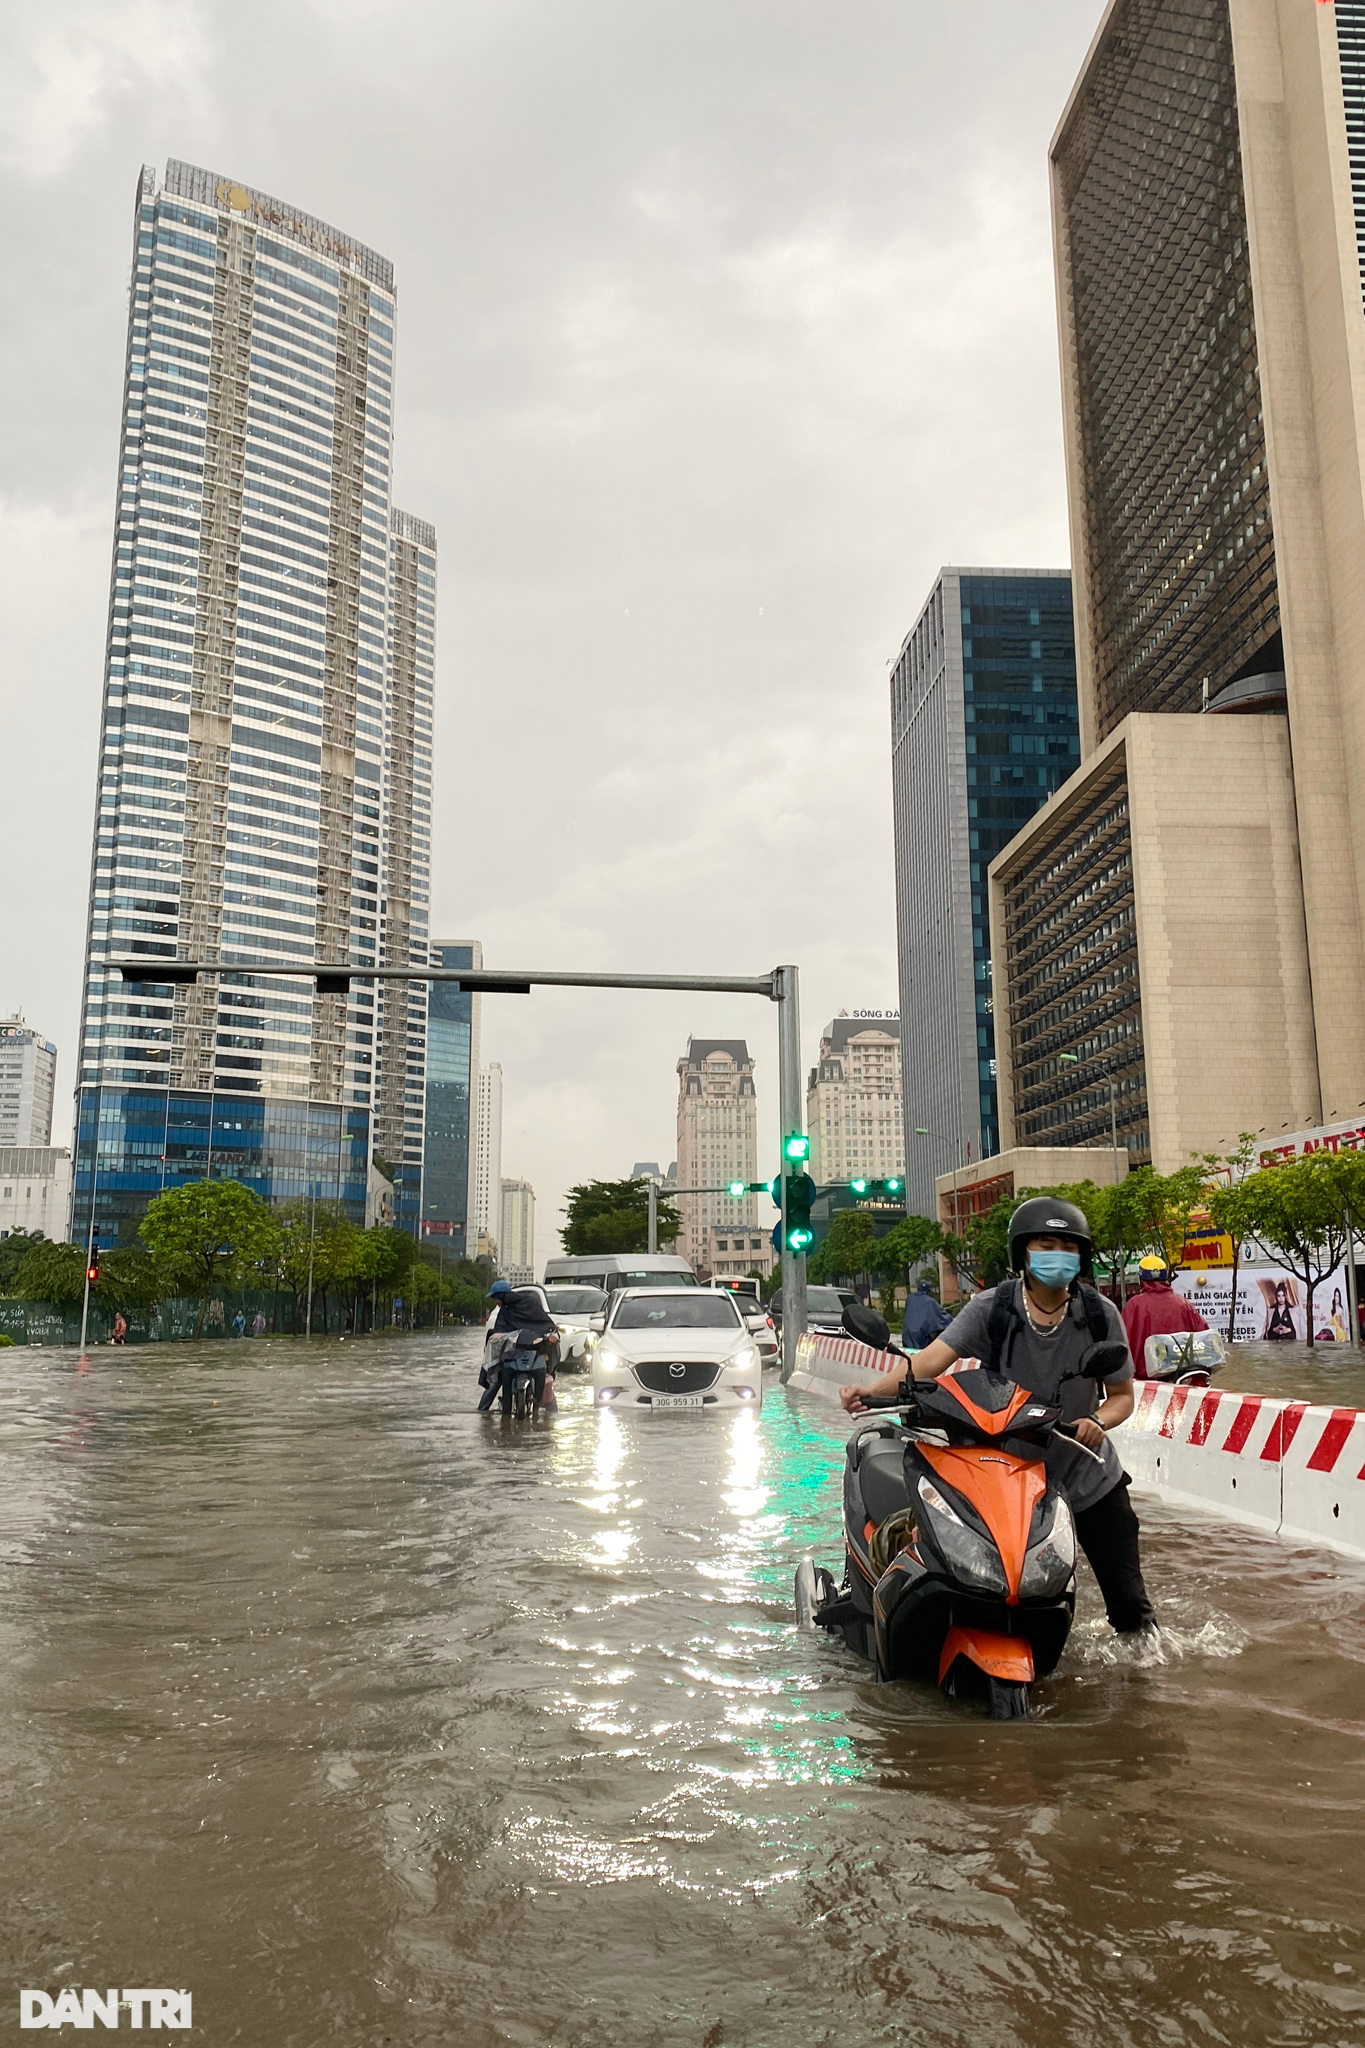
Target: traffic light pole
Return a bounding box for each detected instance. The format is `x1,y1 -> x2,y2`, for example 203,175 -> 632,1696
110,956 -> 811,1364
775,964 -> 806,1382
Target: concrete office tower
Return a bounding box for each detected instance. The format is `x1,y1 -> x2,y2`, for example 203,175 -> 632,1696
73,161 -> 435,1244
675,1039 -> 758,1272
423,942 -> 481,1257
370,512 -> 436,1234
806,1014 -> 907,1188
473,1063 -> 503,1253
0,1018 -> 58,1147
499,1177 -> 535,1284
0,1148 -> 72,1240
890,571 -> 1079,1214
991,0 -> 1365,1171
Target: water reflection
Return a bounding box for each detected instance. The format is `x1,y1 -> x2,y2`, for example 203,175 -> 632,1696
0,1335 -> 1361,2048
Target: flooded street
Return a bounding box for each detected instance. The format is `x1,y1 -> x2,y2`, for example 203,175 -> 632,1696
2,1334 -> 1364,2047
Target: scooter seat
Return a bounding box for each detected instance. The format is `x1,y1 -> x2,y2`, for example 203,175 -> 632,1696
855,1435 -> 912,1528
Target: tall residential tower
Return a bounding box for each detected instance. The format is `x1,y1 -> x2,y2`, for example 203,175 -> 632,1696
675,1039 -> 758,1272
75,162 -> 434,1244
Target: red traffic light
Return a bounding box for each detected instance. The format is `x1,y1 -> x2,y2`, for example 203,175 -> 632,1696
86,1264 -> 99,1284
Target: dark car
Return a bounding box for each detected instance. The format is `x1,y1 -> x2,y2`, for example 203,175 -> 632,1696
769,1285 -> 859,1334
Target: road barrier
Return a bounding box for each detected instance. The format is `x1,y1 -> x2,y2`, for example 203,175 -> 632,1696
789,1333 -> 1365,1562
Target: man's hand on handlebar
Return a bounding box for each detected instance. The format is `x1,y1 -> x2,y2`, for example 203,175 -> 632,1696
1069,1416 -> 1106,1451
839,1384 -> 873,1414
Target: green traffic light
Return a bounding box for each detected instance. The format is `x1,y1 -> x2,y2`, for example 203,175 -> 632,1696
727,1180 -> 746,1199
885,1177 -> 903,1194
787,1225 -> 815,1252
850,1177 -> 868,1195
783,1132 -> 810,1162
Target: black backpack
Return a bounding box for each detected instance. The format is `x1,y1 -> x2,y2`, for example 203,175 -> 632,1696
982,1278 -> 1111,1376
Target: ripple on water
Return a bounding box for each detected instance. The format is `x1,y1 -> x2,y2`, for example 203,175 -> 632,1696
0,1339 -> 1362,2048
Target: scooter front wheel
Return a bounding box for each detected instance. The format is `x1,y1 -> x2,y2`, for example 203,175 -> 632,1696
794,1558 -> 820,1629
986,1677 -> 1031,1720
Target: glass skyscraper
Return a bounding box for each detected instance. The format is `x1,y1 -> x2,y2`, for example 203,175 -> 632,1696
891,568 -> 1079,1214
74,161 -> 433,1246
422,943 -> 481,1258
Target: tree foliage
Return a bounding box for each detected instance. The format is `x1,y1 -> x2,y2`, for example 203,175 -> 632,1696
561,1179 -> 680,1256
140,1178 -> 280,1333
807,1209 -> 879,1285
1209,1150 -> 1365,1345
0,1229 -> 43,1293
12,1239 -> 87,1307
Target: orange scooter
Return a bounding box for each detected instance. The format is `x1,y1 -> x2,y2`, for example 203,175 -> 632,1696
795,1307 -> 1108,1718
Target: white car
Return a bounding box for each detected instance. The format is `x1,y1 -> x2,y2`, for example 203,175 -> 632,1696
543,1284 -> 609,1372
590,1288 -> 764,1412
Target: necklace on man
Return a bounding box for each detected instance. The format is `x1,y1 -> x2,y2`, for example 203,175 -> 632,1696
1022,1287 -> 1068,1337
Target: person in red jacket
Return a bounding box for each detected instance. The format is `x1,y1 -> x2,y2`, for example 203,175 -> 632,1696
1122,1256 -> 1208,1374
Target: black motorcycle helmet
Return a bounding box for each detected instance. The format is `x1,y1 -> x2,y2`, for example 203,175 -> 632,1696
1008,1195 -> 1095,1279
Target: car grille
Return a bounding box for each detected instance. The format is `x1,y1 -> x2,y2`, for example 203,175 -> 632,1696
633,1360 -> 722,1394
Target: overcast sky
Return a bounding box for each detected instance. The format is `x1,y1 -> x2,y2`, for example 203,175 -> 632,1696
0,0 -> 1103,1258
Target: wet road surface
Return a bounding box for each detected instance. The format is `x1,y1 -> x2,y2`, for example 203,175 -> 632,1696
1,1333 -> 1363,2047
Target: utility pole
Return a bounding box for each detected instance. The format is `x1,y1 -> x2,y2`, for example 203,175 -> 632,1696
647,1178 -> 657,1255
775,963 -> 807,1381
304,1185 -> 317,1339
78,1086 -> 102,1357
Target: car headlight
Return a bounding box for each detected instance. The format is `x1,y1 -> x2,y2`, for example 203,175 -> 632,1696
916,1475 -> 1007,1594
730,1345 -> 758,1367
1019,1499 -> 1076,1599
595,1343 -> 628,1369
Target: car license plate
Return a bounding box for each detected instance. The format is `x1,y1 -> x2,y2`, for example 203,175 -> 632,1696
650,1394 -> 704,1409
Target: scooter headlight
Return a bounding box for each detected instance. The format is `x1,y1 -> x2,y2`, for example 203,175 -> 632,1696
916,1475 -> 1007,1595
1019,1498 -> 1076,1599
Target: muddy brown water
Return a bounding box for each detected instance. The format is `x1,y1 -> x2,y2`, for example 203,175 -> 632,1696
1,1334 -> 1363,2047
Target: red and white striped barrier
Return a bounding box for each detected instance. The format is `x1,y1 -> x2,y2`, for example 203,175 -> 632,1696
1119,1380 -> 1365,1558
788,1333 -> 1365,1562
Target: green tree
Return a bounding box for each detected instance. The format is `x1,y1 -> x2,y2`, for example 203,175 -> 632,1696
945,1192 -> 1019,1293
12,1239 -> 87,1307
807,1209 -> 878,1286
1198,1133 -> 1259,1340
140,1178 -> 279,1335
0,1229 -> 42,1293
1221,1152 -> 1358,1345
561,1179 -> 680,1256
99,1245 -> 168,1316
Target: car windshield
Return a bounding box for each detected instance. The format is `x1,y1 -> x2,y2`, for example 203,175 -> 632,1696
805,1287 -> 851,1316
544,1288 -> 607,1315
612,1295 -> 740,1331
606,1270 -> 697,1289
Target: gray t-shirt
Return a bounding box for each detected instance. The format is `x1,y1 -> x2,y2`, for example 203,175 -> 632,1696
940,1280 -> 1134,1511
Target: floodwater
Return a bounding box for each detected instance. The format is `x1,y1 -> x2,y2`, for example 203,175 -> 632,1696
1,1334 -> 1363,2048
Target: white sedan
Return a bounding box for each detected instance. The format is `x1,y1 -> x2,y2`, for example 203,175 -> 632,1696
590,1288 -> 764,1412
543,1284 -> 609,1372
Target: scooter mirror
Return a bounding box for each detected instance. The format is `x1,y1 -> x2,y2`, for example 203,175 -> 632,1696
1080,1338 -> 1131,1382
842,1301 -> 890,1350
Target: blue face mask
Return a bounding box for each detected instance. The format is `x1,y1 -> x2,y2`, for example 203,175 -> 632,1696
1028,1249 -> 1081,1290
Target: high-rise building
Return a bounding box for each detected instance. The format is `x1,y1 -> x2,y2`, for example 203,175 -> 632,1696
806,1013 -> 906,1187
890,569 -> 1079,1213
675,1039 -> 758,1272
371,512 -> 436,1234
0,1018 -> 58,1148
991,0 -> 1365,1170
499,1177 -> 535,1284
72,161 -> 434,1245
422,941 -> 481,1258
0,1148 -> 72,1241
473,1063 -> 503,1254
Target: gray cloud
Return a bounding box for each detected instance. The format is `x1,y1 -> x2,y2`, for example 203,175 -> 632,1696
0,0 -> 1101,1252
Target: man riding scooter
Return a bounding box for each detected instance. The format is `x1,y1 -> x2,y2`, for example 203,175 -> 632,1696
1122,1255 -> 1208,1372
839,1197 -> 1157,1638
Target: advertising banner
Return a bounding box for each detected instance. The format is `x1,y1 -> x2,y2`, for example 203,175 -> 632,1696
1174,1265 -> 1352,1343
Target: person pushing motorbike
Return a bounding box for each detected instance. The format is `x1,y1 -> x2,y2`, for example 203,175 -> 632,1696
839,1197 -> 1157,1637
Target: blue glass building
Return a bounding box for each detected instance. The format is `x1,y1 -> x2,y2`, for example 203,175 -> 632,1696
421,943 -> 480,1257
72,161 -> 432,1248
891,569 -> 1079,1214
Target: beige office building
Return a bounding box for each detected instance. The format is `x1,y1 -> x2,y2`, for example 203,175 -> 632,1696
992,0 -> 1365,1170
675,1039 -> 758,1272
806,1014 -> 905,1185
0,1019 -> 57,1149
499,1176 -> 535,1285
